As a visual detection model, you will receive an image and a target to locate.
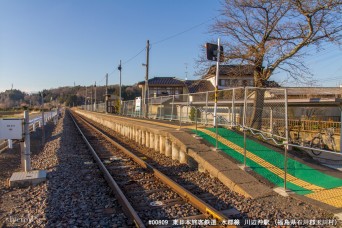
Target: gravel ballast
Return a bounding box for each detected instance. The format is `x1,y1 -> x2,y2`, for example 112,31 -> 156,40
0,111 -> 128,227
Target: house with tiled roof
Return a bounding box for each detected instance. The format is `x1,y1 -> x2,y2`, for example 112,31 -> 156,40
137,77 -> 187,99
137,65 -> 258,100
184,80 -> 215,93
133,67 -> 341,123
204,65 -> 255,88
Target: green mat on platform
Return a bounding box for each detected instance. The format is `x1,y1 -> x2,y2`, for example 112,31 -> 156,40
194,128 -> 342,195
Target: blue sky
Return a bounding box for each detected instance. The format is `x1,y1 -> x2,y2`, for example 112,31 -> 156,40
0,0 -> 341,93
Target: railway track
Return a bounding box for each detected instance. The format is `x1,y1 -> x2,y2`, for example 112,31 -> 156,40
69,110 -> 234,227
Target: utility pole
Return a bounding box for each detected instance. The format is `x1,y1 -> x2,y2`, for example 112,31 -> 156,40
118,60 -> 122,114
41,92 -> 45,144
144,40 -> 150,118
105,73 -> 108,113
90,84 -> 93,111
94,81 -> 97,111
85,86 -> 88,106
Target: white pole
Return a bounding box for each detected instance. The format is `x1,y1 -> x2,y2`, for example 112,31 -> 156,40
213,38 -> 220,126
42,111 -> 45,144
243,88 -> 247,167
270,107 -> 273,133
24,111 -> 31,172
119,60 -> 122,114
94,81 -> 97,112
340,106 -> 342,152
232,88 -> 236,127
171,95 -> 175,121
20,142 -> 25,170
8,139 -> 13,149
205,91 -> 208,125
33,121 -> 36,132
284,89 -> 289,191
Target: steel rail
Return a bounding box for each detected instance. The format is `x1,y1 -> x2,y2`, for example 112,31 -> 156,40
69,111 -> 145,228
72,110 -> 229,223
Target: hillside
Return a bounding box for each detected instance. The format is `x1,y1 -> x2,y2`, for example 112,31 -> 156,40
0,84 -> 141,110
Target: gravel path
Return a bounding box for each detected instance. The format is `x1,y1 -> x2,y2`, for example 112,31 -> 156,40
0,111 -> 128,227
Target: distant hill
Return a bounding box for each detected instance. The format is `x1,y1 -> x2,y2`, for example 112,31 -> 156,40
0,84 -> 141,110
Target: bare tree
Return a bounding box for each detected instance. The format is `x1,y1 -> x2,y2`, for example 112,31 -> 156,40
212,0 -> 342,128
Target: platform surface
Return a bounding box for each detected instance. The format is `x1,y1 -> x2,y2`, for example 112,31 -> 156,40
76,110 -> 342,211
197,128 -> 342,209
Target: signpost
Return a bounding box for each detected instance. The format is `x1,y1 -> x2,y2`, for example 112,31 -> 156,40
0,119 -> 23,140
1,111 -> 47,187
206,39 -> 224,149
205,39 -> 224,127
135,97 -> 141,112
205,42 -> 224,62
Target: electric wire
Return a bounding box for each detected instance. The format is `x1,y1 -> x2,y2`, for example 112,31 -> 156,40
151,16 -> 217,46
104,15 -> 218,82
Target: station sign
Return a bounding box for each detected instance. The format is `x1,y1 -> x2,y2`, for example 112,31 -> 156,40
135,97 -> 141,112
205,43 -> 224,62
0,119 -> 23,140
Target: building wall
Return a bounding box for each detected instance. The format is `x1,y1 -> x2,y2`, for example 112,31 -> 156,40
206,74 -> 254,88
288,106 -> 340,121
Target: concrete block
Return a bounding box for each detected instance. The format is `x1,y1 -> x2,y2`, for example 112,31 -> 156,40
150,133 -> 154,149
155,134 -> 160,152
179,149 -> 187,164
165,139 -> 172,157
172,142 -> 180,161
9,170 -> 47,188
146,131 -> 150,148
217,170 -> 272,199
160,136 -> 165,154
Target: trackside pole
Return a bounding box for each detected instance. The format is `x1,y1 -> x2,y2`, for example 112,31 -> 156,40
20,141 -> 25,170
171,95 -> 175,121
215,116 -> 218,149
33,121 -> 36,132
24,111 -> 31,172
8,111 -> 47,187
179,106 -> 182,130
42,111 -> 45,144
340,106 -> 342,152
8,139 -> 13,149
214,38 -> 221,149
213,38 -> 220,127
205,91 -> 208,126
232,88 -> 236,127
284,89 -> 289,191
195,108 -> 198,136
243,88 -> 247,167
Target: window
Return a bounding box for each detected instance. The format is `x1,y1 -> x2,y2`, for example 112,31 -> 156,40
148,86 -> 184,97
219,79 -> 230,86
232,79 -> 238,86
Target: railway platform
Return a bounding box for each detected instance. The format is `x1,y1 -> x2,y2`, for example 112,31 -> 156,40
75,109 -> 342,216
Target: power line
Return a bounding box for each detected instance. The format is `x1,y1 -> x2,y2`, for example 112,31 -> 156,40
106,47 -> 146,78
105,15 -> 218,79
122,47 -> 147,66
151,16 -> 218,46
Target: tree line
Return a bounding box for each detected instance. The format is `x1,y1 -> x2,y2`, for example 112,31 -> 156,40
0,84 -> 141,110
